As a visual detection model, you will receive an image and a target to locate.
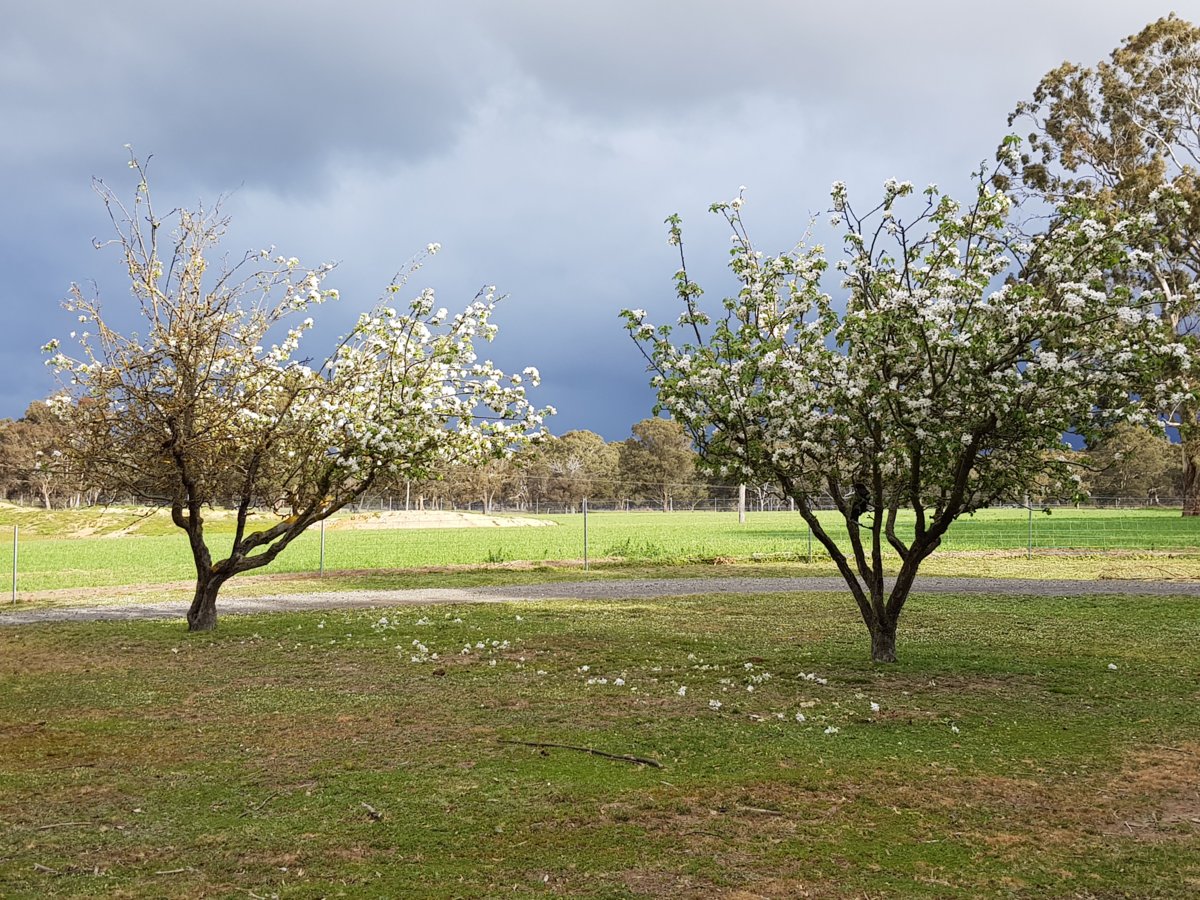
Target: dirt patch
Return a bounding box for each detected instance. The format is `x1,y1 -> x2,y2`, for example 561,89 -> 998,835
616,868 -> 729,899
0,630 -> 148,676
869,672 -> 1043,706
330,511 -> 555,530
883,746 -> 1200,852
937,549 -> 1199,560
1102,743 -> 1200,839
97,525 -> 140,539
722,882 -> 825,900
598,755 -> 1199,888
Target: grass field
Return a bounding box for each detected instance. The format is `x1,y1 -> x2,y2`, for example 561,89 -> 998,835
1,589 -> 1197,897
0,506 -> 1197,596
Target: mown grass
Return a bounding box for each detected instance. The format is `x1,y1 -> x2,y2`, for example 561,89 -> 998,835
1,589 -> 1197,897
0,506 -> 1197,596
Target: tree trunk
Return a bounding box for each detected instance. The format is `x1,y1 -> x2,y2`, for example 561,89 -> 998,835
870,618 -> 898,663
187,574 -> 225,632
1183,437 -> 1200,516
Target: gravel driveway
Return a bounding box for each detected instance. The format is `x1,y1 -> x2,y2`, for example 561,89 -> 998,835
1,575 -> 1197,626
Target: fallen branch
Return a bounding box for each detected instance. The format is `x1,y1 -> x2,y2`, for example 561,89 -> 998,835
34,822 -> 96,831
238,791 -> 281,818
33,863 -> 60,875
498,739 -> 663,769
361,802 -> 383,821
735,805 -> 785,817
154,868 -> 194,876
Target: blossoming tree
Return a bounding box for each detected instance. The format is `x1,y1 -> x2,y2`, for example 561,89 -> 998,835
1010,14 -> 1200,514
45,156 -> 550,631
623,166 -> 1184,661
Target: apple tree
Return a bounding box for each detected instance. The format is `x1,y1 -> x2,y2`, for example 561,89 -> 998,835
45,155 -> 550,631
624,167 -> 1184,661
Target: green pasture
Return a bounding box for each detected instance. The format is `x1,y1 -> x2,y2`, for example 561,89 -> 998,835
0,505 -> 1196,594
2,589 -> 1197,897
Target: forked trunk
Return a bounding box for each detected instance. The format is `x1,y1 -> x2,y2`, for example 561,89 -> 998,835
870,618 -> 898,663
187,574 -> 225,632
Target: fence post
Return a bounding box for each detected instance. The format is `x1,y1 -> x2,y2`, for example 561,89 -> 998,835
582,498 -> 589,571
11,525 -> 17,604
738,484 -> 746,524
1025,494 -> 1033,560
319,518 -> 326,577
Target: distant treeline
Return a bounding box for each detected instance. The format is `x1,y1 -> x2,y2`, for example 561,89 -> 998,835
0,402 -> 1184,511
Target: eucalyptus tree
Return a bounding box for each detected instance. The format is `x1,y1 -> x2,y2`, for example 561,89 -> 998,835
1011,13 -> 1200,512
618,417 -> 704,511
1084,425 -> 1183,503
45,154 -> 549,630
624,166 -> 1182,661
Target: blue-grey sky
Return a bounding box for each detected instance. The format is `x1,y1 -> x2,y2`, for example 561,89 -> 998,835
3,1 -> 1195,439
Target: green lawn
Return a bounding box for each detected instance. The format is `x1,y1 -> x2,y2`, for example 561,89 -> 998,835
1,589 -> 1197,897
0,506 -> 1197,595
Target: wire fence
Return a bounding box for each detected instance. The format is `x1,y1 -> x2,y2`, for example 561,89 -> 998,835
326,484 -> 1199,569
1,491 -> 1197,603
1,477 -> 1191,518
346,493 -> 1191,516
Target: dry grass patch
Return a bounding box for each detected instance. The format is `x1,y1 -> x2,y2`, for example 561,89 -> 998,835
1102,742 -> 1200,839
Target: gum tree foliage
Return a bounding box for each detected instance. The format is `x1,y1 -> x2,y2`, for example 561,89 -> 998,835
539,430 -> 620,511
623,168 -> 1182,661
0,401 -> 81,508
1010,14 -> 1200,513
442,457 -> 522,513
1083,424 -> 1183,502
617,417 -> 705,512
44,156 -> 550,631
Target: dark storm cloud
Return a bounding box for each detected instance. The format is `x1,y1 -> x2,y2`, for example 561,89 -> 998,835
0,2 -> 492,188
0,0 -> 495,417
3,1 -> 1200,435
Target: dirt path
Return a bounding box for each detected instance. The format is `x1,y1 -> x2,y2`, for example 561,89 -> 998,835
1,575 -> 1198,626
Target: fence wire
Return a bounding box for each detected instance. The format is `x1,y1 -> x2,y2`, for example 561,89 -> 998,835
0,491 -> 1196,600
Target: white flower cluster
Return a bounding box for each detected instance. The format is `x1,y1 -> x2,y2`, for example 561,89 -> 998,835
45,217 -> 552,529
625,171 -> 1181,556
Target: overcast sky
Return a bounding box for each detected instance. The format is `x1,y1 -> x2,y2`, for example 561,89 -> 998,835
3,1 -> 1196,439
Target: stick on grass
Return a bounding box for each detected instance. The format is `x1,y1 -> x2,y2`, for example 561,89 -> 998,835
498,739 -> 663,768
238,791 -> 281,818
